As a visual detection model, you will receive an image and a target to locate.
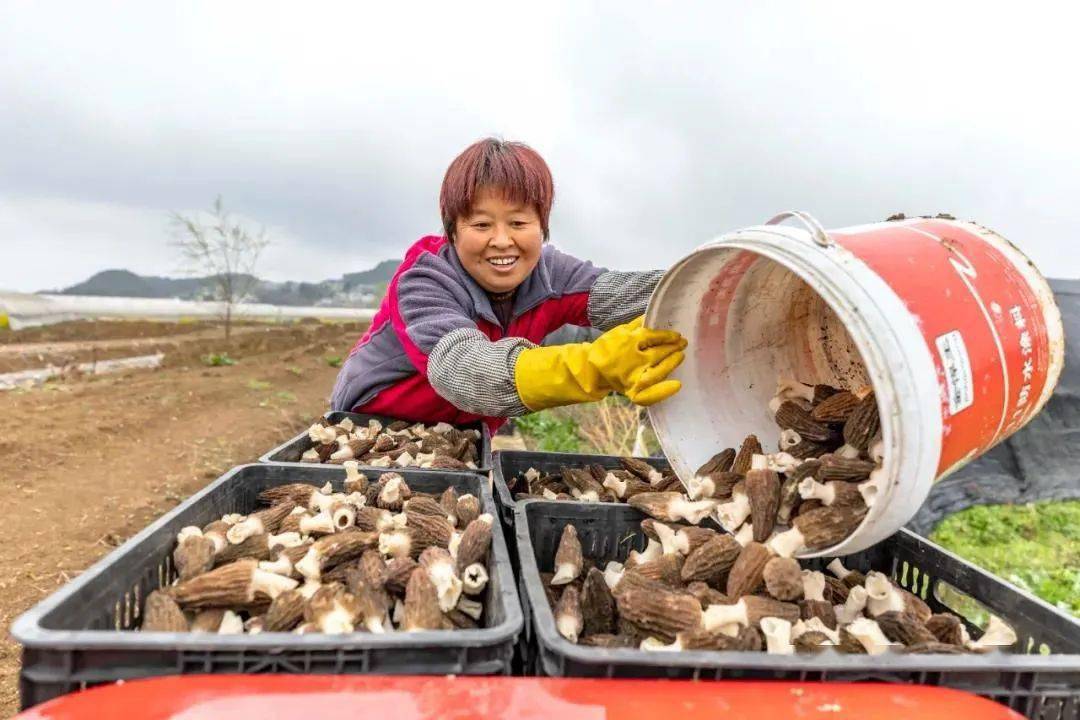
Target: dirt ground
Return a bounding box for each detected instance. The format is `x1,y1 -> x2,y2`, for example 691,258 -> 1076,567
0,320 -> 367,717
0,319 -> 336,373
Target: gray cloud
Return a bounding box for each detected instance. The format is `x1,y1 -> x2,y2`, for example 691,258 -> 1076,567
2,2 -> 1078,292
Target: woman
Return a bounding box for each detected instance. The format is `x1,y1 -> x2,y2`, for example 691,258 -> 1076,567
330,138 -> 686,432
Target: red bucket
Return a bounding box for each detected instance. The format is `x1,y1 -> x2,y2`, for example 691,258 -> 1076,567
646,212 -> 1064,555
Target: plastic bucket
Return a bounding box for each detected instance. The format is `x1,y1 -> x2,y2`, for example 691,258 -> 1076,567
645,211 -> 1064,557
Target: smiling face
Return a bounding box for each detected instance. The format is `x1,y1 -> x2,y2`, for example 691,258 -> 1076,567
453,188 -> 544,294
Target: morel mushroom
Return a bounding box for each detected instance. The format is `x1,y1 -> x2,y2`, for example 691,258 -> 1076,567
767,504 -> 867,557
619,457 -> 664,486
745,469 -> 781,541
815,455 -> 875,483
461,563 -> 489,596
967,616 -> 1018,652
629,492 -> 720,525
875,611 -> 938,647
383,556 -> 420,596
142,590 -> 189,632
402,568 -> 443,631
864,571 -> 931,622
304,584 -> 361,634
798,478 -> 865,508
226,502 -> 297,545
262,588 -> 306,632
580,567 -> 616,636
844,617 -> 896,655
419,547 -> 463,612
732,434 -> 762,475
759,617 -> 795,655
695,448 -> 736,478
617,588 -> 703,638
295,531 -> 378,581
551,524 -> 584,585
172,560 -> 299,608
834,585 -> 869,625
763,557 -> 803,601
826,558 -> 866,589
555,585 -> 584,643
376,473 -> 412,511
343,461 -> 369,494
715,483 -> 751,532
842,392 -> 879,453
726,541 -> 773,598
702,596 -> 800,630
811,390 -> 859,422
259,482 -> 332,509
456,494 -> 481,527
680,534 -> 741,585
775,401 -> 837,443
454,514 -> 493,571
173,529 -> 217,581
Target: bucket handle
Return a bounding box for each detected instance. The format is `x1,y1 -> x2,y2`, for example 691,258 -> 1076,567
765,211 -> 834,248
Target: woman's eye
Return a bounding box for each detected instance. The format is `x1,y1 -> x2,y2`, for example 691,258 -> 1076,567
472,222 -> 490,230
511,221 -> 528,228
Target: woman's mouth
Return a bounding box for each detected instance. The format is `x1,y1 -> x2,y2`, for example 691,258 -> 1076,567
486,256 -> 519,272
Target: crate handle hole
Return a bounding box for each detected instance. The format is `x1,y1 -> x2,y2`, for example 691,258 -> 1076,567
933,580 -> 993,631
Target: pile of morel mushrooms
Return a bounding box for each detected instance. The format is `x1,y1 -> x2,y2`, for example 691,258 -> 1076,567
300,417 -> 481,470
512,378 -> 884,556
667,378 -> 889,556
543,521 -> 1017,655
142,463 -> 493,634
511,457 -> 676,503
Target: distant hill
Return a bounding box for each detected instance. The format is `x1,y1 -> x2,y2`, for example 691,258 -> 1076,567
60,269 -> 208,299
51,261 -> 398,308
342,260 -> 398,288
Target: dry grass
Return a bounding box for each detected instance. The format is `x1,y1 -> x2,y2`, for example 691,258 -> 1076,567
522,396 -> 664,457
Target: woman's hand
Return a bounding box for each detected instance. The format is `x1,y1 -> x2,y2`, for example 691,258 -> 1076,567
514,316 -> 687,410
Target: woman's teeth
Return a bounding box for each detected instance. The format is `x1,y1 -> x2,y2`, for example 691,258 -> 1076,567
488,257 -> 517,267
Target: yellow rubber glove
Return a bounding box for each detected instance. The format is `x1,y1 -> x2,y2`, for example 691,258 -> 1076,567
514,316 -> 687,411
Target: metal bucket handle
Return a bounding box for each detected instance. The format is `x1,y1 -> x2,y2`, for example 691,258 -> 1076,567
766,211 -> 834,248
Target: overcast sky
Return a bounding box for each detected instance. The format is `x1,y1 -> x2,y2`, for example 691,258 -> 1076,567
2,2 -> 1078,293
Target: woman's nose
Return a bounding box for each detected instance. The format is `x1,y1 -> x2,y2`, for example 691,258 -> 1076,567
490,227 -> 513,247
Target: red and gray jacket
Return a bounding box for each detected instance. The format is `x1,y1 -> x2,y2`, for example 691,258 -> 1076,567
330,235 -> 663,432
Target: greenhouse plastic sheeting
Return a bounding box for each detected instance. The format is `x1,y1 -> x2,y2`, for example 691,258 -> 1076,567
0,291 -> 374,330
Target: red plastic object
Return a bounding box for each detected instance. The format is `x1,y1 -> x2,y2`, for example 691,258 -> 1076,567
15,675 -> 1024,720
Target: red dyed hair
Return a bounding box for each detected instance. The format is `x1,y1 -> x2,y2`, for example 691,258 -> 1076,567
440,138 -> 555,241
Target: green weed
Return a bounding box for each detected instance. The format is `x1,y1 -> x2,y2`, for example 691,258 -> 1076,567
931,500 -> 1080,617
201,352 -> 237,367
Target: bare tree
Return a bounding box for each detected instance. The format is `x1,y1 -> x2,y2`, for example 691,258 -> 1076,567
170,197 -> 269,345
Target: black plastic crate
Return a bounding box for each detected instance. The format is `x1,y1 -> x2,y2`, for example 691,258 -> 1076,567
12,464 -> 523,710
515,500 -> 1080,719
259,411 -> 493,474
492,450 -> 670,529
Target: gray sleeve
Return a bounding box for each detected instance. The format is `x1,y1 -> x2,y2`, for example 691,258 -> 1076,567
427,328 -> 536,417
587,269 -> 665,331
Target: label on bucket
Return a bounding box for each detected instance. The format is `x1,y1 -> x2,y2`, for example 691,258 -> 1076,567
935,330 -> 974,415
830,219 -> 1054,477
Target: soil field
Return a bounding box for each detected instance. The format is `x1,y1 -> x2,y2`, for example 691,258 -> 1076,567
0,319 -> 367,716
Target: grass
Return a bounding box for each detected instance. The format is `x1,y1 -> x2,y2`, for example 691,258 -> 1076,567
516,396 -> 663,456
325,355 -> 343,368
516,411 -> 583,453
201,352 -> 236,367
931,500 -> 1080,617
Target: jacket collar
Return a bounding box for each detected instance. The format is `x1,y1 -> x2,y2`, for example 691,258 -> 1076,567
443,241 -> 557,327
